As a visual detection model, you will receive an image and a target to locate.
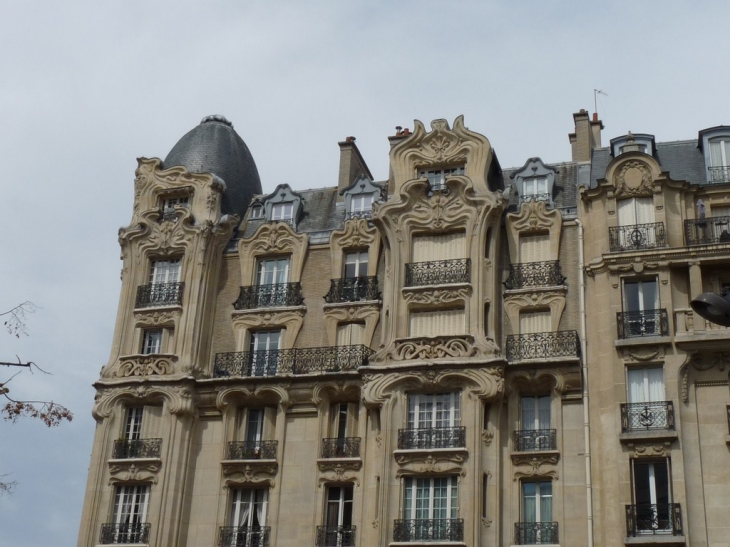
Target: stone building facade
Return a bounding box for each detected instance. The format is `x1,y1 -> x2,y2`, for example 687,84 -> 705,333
77,112 -> 730,547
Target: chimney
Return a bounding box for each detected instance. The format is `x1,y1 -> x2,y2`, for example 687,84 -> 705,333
338,136 -> 373,198
569,109 -> 603,162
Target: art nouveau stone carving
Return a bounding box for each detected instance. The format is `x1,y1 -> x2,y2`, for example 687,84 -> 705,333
237,222 -> 309,285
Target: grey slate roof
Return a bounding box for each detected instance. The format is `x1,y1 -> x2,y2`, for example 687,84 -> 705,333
164,115 -> 262,217
589,140 -> 706,188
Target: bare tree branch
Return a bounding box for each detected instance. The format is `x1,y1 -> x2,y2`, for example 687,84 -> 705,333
0,301 -> 38,338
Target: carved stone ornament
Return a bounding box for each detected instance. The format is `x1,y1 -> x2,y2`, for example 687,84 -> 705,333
322,304 -> 380,347
393,335 -> 477,360
237,222 -> 308,285
231,309 -> 305,350
317,460 -> 362,487
402,286 -> 471,306
507,368 -> 579,396
503,290 -> 566,332
389,116 -> 496,197
92,383 -> 196,420
362,367 -> 504,409
311,381 -> 361,407
216,384 -> 291,412
112,355 -> 177,378
505,199 -> 562,261
329,219 -> 381,278
222,462 -> 278,487
395,453 -> 467,478
629,442 -> 671,458
133,309 -> 181,327
624,348 -> 662,363
613,160 -> 654,198
108,461 -> 161,485
512,454 -> 560,481
481,426 -> 495,446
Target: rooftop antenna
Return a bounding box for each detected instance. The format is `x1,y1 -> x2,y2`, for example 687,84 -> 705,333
594,89 -> 607,118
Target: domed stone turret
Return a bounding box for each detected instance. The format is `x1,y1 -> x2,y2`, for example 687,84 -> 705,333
164,115 -> 262,216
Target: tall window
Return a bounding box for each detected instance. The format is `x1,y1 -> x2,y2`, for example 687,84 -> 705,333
257,258 -> 290,285
403,476 -> 458,522
344,251 -> 368,279
141,329 -> 162,355
632,460 -> 672,533
408,393 -> 460,430
522,481 -> 553,532
249,330 -> 281,376
150,259 -> 181,285
229,488 -> 268,546
325,486 -> 353,530
518,396 -> 552,452
245,408 -> 265,445
521,177 -> 549,202
627,368 -> 664,404
271,203 -> 293,222
618,197 -> 655,227
709,138 -> 730,168
124,407 -> 143,441
519,234 -> 550,264
110,485 -> 150,544
623,279 -> 659,336
336,323 -> 366,346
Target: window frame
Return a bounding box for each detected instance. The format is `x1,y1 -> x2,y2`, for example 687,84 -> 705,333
407,392 -> 460,430
270,202 -> 294,222
149,258 -> 182,285
141,329 -> 163,355
403,476 -> 459,521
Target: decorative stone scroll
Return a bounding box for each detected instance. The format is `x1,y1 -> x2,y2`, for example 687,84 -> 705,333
222,462 -> 278,488
329,219 -> 381,278
503,290 -> 566,333
512,453 -> 560,482
92,383 -> 196,420
395,453 -> 467,478
322,304 -> 380,348
112,355 -> 177,378
237,221 -> 309,285
108,461 -> 161,485
317,460 -> 362,487
402,286 -> 471,306
393,335 -> 477,360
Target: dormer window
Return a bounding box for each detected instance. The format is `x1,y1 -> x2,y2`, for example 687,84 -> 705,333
418,166 -> 465,191
349,194 -> 374,219
271,203 -> 293,223
159,194 -> 190,221
521,176 -> 549,203
511,158 -> 556,208
249,203 -> 264,219
610,133 -> 655,157
708,138 -> 730,183
341,175 -> 383,220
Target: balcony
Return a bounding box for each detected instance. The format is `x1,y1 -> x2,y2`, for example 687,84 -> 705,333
99,523 -> 150,545
616,310 -> 669,339
505,331 -> 579,362
621,402 -> 675,433
514,429 -> 557,452
397,426 -> 466,450
113,439 -> 162,459
405,258 -> 470,287
609,222 -> 666,252
504,261 -> 566,290
346,209 -> 372,220
316,525 -> 356,547
218,526 -> 271,547
324,277 -> 380,303
684,215 -> 730,245
135,282 -> 184,308
321,437 -> 361,458
514,522 -> 559,545
227,440 -> 278,460
708,165 -> 730,184
393,518 -> 464,542
519,192 -> 551,204
233,283 -> 304,310
214,345 -> 373,378
625,504 -> 683,537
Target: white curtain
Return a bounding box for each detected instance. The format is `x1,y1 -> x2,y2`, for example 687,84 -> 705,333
627,368 -> 664,403
410,309 -> 465,338
412,232 -> 465,262
519,234 -> 550,263
519,310 -> 551,334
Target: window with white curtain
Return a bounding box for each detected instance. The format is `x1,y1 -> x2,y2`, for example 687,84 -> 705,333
112,484 -> 150,543
522,481 -> 552,523
412,232 -> 465,262
519,310 -> 551,335
521,395 -> 551,430
150,258 -> 181,285
350,194 -> 375,216
618,197 -> 654,227
627,368 -> 665,403
519,233 -> 550,264
271,203 -> 293,222
403,476 -> 458,521
709,138 -> 730,167
141,329 -> 163,354
257,257 -> 290,285
409,309 -> 465,338
248,331 -> 281,376
521,177 -> 549,202
344,250 -> 368,278
230,488 -> 268,532
623,279 -> 659,336
408,393 -> 460,429
336,323 -> 366,346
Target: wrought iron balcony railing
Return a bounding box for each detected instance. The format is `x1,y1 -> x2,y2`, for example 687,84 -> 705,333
708,165 -> 730,184
346,209 -> 372,220
519,192 -> 551,204
504,261 -> 566,290
100,523 -> 151,545
227,440 -> 278,460
135,282 -> 184,308
233,283 -> 304,310
617,309 -> 669,339
684,215 -> 730,245
218,525 -> 271,547
514,429 -> 557,452
214,345 -> 373,378
113,438 -> 162,459
405,258 -> 470,287
621,401 -> 675,432
515,522 -> 559,545
321,437 -> 361,458
626,503 -> 682,537
393,518 -> 464,542
324,277 -> 380,303
609,222 -> 667,252
397,426 -> 466,450
506,331 -> 579,361
316,525 -> 356,547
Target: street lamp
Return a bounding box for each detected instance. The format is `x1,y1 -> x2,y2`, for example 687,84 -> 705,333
691,291 -> 730,327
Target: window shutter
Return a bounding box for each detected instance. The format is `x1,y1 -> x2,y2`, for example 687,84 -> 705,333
519,234 -> 550,263
336,323 -> 366,346
412,232 -> 465,262
519,311 -> 551,334
634,197 -> 654,224
141,405 -> 163,439
617,199 -> 637,226
410,309 -> 465,337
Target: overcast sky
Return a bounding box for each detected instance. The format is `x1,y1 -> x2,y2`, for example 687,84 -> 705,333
1,2 -> 728,546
